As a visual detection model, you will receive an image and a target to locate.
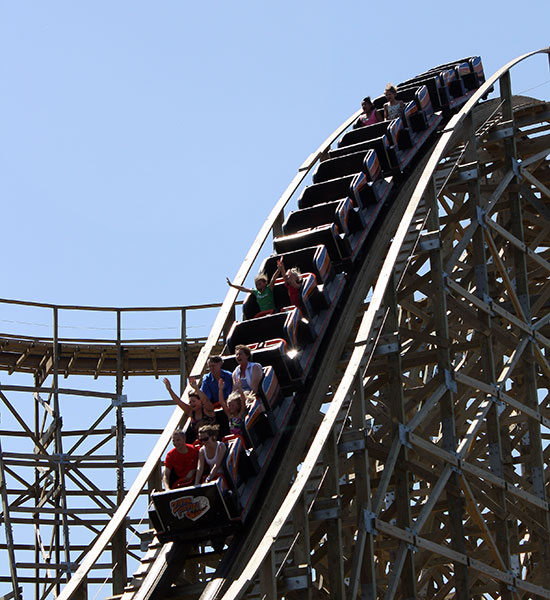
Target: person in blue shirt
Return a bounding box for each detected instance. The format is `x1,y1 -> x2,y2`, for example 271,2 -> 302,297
200,355 -> 233,407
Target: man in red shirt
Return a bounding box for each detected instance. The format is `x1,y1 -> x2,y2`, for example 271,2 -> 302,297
163,431 -> 199,489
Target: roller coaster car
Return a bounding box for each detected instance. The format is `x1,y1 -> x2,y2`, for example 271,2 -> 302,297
242,245 -> 342,321
232,269 -> 345,385
397,57 -> 486,113
227,306 -> 313,351
150,479 -> 237,543
336,120 -> 391,151
281,158 -> 392,264
150,369 -> 296,543
274,224 -> 350,264
350,149 -> 393,208
327,134 -> 392,170
278,200 -> 364,264
283,199 -> 366,236
297,173 -> 356,209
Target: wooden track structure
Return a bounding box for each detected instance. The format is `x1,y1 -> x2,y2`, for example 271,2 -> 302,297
2,48 -> 550,600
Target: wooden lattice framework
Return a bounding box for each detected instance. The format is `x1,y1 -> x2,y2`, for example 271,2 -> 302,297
0,301 -> 226,600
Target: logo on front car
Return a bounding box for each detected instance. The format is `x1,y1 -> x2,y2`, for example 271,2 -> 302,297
169,495 -> 210,521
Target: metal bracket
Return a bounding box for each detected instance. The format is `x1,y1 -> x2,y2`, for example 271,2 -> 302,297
112,394 -> 127,407
482,121 -> 514,142
398,423 -> 412,449
51,453 -> 69,465
441,271 -> 450,294
444,369 -> 457,393
476,205 -> 486,227
512,158 -> 521,178
418,231 -> 440,252
451,463 -> 462,475
283,574 -> 310,592
491,395 -> 506,416
457,162 -> 478,181
375,341 -> 399,355
363,510 -> 378,535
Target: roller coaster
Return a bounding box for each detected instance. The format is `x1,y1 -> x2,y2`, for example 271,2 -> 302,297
2,48 -> 550,600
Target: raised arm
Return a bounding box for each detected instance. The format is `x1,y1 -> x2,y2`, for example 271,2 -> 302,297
226,277 -> 253,294
163,377 -> 191,416
217,377 -> 230,416
189,378 -> 215,413
268,265 -> 281,291
233,379 -> 248,415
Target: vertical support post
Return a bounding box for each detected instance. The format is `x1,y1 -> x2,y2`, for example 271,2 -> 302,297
291,494 -> 312,599
112,310 -> 127,594
52,307 -> 72,589
425,179 -> 470,599
384,275 -> 416,600
500,70 -> 550,583
148,460 -> 163,527
462,107 -> 513,598
322,430 -> 345,600
33,378 -> 40,600
180,309 -> 187,395
259,547 -> 277,600
349,371 -> 376,600
0,439 -> 21,600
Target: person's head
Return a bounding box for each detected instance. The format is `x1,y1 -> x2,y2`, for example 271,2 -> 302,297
227,391 -> 242,415
286,267 -> 301,287
384,84 -> 397,101
235,344 -> 251,365
361,96 -> 373,114
207,355 -> 223,376
172,430 -> 186,451
198,424 -> 220,444
188,391 -> 201,409
254,273 -> 268,292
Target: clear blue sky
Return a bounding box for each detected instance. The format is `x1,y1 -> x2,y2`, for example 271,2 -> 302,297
2,1 -> 549,310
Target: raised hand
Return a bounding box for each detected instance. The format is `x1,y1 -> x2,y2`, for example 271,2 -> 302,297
188,377 -> 200,391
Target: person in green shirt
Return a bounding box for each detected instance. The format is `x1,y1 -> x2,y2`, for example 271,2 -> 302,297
226,267 -> 281,318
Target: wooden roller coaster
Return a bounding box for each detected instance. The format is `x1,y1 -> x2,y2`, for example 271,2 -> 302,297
2,48 -> 550,600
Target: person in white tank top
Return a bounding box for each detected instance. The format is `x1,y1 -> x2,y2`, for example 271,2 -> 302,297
194,424 -> 227,484
383,84 -> 405,121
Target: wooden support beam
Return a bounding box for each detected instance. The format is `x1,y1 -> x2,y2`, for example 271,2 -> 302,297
383,274 -> 416,600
